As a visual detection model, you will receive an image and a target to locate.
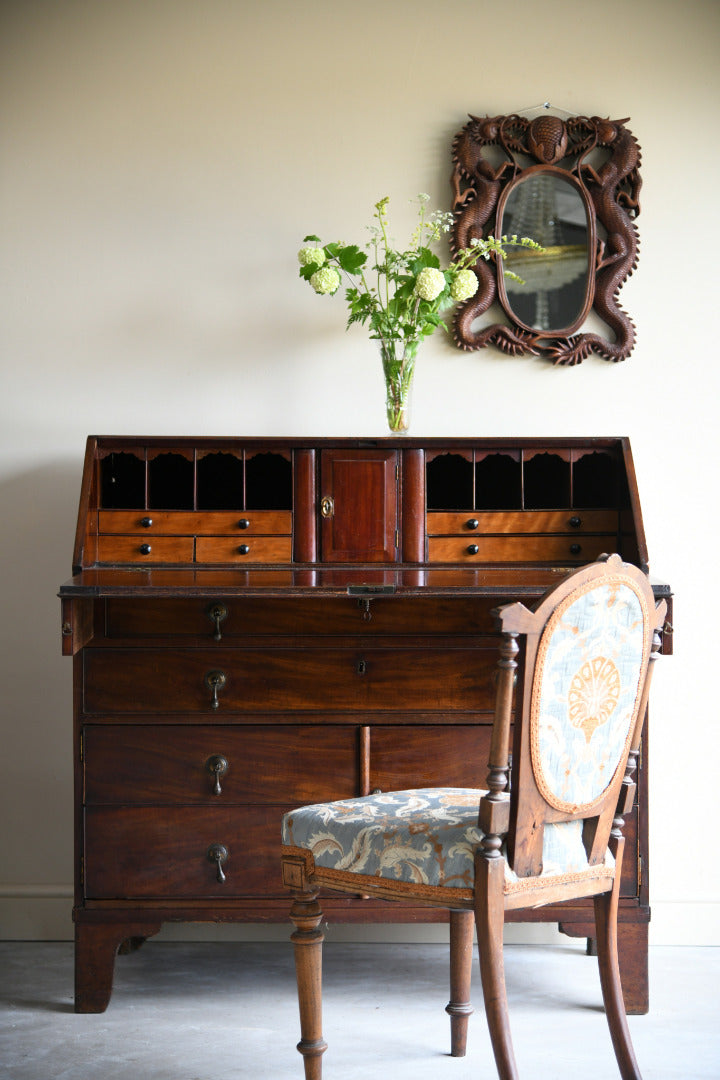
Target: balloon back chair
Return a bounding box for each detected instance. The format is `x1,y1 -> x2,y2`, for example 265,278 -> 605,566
280,555 -> 666,1080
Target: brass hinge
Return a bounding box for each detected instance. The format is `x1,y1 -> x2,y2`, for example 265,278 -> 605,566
637,855 -> 642,892
395,529 -> 400,548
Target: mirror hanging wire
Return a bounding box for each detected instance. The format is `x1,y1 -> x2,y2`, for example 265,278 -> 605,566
514,101 -> 576,118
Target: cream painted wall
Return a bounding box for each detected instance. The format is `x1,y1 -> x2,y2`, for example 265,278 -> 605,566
1,0 -> 718,945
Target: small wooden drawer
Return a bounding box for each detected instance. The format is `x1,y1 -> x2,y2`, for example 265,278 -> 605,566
428,535 -> 614,564
369,724 -> 492,792
427,510 -> 618,535
96,536 -> 194,564
195,536 -> 293,563
83,805 -> 286,899
98,510 -> 292,535
83,647 -> 497,714
83,724 -> 359,804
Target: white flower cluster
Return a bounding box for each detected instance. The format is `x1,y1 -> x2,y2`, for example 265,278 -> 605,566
298,246 -> 326,268
414,267 -> 445,302
450,268 -> 479,302
310,266 -> 341,295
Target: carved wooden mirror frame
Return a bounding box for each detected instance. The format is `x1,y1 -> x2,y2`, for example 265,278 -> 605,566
450,113 -> 641,365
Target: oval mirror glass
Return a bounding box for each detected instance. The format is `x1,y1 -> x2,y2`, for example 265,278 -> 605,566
498,171 -> 593,335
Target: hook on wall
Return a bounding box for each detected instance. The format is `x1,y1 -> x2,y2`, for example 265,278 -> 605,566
514,101 -> 576,118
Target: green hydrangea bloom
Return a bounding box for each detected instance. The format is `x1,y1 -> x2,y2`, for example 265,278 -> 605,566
298,246 -> 326,268
450,268 -> 479,302
414,267 -> 445,302
310,266 -> 341,295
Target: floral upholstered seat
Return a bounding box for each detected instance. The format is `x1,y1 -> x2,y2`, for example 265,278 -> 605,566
282,788 -> 613,904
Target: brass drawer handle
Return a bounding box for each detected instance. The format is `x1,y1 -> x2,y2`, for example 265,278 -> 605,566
207,843 -> 229,883
205,754 -> 229,795
206,602 -> 228,641
204,670 -> 227,710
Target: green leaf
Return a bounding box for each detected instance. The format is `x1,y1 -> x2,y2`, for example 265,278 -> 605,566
411,248 -> 441,272
303,234 -> 321,243
337,245 -> 367,274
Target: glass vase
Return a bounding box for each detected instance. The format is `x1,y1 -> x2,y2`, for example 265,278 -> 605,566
379,336 -> 418,434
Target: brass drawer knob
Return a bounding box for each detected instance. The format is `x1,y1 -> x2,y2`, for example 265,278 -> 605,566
207,843 -> 229,883
205,754 -> 229,796
204,670 -> 227,710
206,602 -> 228,641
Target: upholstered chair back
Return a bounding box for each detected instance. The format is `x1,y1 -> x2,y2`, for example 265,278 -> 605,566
500,556 -> 658,881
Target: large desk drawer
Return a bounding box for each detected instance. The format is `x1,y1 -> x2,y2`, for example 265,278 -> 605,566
83,806 -> 286,899
83,725 -> 359,804
83,800 -> 640,900
83,648 -> 496,713
103,596 -> 501,639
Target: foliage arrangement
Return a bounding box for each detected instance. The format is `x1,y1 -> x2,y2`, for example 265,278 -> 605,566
298,194 -> 540,430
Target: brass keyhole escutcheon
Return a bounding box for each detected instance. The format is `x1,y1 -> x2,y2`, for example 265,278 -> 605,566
320,495 -> 334,518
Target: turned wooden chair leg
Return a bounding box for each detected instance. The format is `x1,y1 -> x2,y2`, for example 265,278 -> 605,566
446,908 -> 475,1056
475,856 -> 519,1080
289,890 -> 327,1080
594,840 -> 642,1080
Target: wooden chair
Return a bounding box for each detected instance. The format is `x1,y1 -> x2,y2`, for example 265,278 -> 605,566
280,554 -> 666,1079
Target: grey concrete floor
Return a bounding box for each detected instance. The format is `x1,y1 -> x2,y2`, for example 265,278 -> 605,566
0,940 -> 718,1079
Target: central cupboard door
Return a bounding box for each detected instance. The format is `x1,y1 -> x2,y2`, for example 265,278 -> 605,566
320,449 -> 399,562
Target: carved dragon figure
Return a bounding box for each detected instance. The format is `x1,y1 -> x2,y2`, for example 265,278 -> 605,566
451,115 -> 540,356
450,113 -> 642,364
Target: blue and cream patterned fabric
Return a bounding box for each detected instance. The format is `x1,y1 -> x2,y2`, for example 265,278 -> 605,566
531,579 -> 649,813
281,788 -> 613,894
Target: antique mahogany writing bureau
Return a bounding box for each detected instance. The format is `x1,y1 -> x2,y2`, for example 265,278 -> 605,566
59,436 -> 671,1014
